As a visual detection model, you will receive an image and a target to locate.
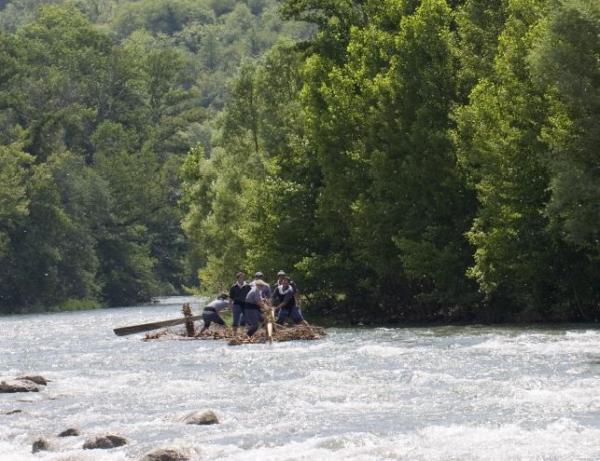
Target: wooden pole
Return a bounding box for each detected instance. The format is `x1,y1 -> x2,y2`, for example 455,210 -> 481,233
113,314 -> 203,336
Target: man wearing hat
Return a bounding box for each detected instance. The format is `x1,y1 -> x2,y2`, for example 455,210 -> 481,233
274,270 -> 298,295
243,272 -> 271,337
272,275 -> 305,326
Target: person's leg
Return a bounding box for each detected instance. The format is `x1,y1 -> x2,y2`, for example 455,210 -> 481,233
276,307 -> 290,325
245,308 -> 260,337
232,303 -> 242,335
200,313 -> 213,333
214,315 -> 226,326
290,306 -> 307,325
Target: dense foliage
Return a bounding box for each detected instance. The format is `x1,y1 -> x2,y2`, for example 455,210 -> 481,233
1,0 -> 599,322
183,0 -> 600,323
0,0 -> 308,312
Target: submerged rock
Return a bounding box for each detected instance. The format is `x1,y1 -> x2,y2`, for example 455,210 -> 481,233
3,409 -> 22,415
17,375 -> 49,385
183,410 -> 219,425
0,380 -> 39,393
58,427 -> 80,437
32,437 -> 51,453
83,434 -> 127,449
139,447 -> 194,461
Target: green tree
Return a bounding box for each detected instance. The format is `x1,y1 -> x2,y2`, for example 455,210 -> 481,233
0,143 -> 31,261
112,0 -> 214,38
455,0 -> 509,97
528,0 -> 600,317
0,151 -> 102,310
530,0 -> 600,256
455,0 -> 558,317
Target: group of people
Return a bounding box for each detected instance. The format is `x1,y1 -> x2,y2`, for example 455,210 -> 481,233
200,270 -> 306,337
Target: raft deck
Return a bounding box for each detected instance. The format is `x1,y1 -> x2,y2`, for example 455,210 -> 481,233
143,323 -> 326,345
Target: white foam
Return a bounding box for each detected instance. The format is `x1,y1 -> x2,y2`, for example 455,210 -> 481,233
2,306 -> 600,460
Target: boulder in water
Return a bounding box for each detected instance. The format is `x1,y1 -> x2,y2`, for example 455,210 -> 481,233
139,447 -> 196,461
58,427 -> 80,437
0,380 -> 39,393
83,434 -> 127,449
32,437 -> 51,453
183,410 -> 219,425
17,375 -> 49,385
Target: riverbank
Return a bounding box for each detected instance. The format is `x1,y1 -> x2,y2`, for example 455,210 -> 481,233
0,299 -> 103,316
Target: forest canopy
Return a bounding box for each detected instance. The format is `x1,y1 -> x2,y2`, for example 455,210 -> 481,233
1,0 -> 599,322
0,0 -> 310,311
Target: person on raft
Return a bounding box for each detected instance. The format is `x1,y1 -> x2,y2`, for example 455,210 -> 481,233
229,271 -> 250,336
244,273 -> 271,337
273,269 -> 298,294
200,293 -> 230,334
272,275 -> 306,326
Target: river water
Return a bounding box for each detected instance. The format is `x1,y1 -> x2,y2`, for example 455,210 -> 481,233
1,297 -> 600,460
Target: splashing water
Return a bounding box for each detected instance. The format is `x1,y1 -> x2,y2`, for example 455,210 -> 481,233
2,299 -> 600,460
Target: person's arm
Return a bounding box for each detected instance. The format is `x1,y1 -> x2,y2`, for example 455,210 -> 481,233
275,291 -> 293,310
291,281 -> 301,307
228,286 -> 236,309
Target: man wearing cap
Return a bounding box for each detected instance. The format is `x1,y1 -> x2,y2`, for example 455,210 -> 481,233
274,270 -> 299,294
243,272 -> 271,337
272,275 -> 305,326
274,270 -> 302,309
229,271 -> 250,336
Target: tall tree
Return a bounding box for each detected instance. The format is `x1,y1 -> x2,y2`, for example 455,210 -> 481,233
455,0 -> 557,317
529,0 -> 600,317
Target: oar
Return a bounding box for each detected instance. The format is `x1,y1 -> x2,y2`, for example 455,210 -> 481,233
264,304 -> 275,344
113,314 -> 203,336
266,312 -> 273,343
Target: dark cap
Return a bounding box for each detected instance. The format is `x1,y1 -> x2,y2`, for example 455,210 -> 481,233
254,271 -> 264,279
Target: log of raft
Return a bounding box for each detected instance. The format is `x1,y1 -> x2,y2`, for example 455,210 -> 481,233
143,323 -> 326,345
113,315 -> 203,336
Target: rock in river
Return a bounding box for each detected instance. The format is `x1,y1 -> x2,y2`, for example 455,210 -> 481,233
83,434 -> 127,449
139,447 -> 196,461
17,375 -> 49,385
183,410 -> 219,425
2,409 -> 22,415
58,427 -> 80,437
0,380 -> 39,393
32,437 -> 52,453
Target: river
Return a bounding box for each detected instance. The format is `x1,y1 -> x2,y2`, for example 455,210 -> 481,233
1,297 -> 600,460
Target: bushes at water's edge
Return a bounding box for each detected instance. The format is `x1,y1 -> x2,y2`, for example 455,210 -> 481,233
0,300 -> 102,316
182,0 -> 600,323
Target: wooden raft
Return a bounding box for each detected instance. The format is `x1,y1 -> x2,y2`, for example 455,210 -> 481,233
115,303 -> 326,345
143,323 -> 326,345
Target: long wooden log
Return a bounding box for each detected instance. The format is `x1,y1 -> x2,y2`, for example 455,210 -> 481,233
113,314 -> 204,336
